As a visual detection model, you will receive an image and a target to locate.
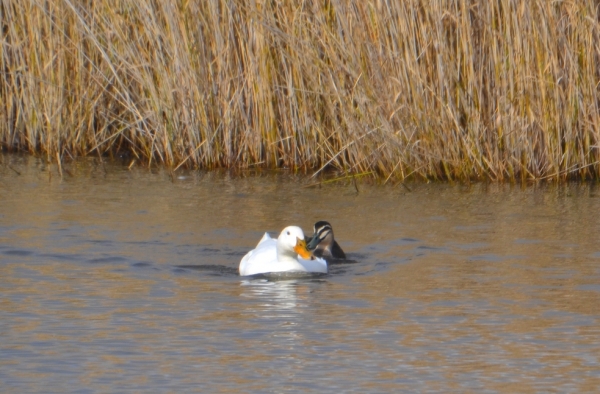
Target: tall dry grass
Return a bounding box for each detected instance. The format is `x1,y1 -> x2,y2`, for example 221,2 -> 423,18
1,0 -> 599,181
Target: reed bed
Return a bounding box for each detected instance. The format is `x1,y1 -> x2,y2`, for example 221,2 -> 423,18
1,0 -> 599,181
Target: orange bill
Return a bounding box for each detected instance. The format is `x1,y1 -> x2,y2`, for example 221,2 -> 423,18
293,237 -> 312,259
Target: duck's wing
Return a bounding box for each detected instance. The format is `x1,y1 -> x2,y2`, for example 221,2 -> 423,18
331,240 -> 346,259
239,235 -> 278,276
256,232 -> 273,246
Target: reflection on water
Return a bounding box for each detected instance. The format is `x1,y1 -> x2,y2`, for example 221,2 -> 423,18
1,154 -> 600,392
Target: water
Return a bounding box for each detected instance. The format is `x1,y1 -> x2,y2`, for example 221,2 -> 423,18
1,154 -> 600,392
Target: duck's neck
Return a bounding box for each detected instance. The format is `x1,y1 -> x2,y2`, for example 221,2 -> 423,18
277,249 -> 298,264
316,237 -> 333,254
277,239 -> 299,263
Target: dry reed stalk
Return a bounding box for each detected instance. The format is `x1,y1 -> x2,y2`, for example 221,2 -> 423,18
0,0 -> 599,182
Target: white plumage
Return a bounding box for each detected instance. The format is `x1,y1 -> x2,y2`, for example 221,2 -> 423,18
239,226 -> 328,276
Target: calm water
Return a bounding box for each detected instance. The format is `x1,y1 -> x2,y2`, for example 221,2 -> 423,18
1,154 -> 600,393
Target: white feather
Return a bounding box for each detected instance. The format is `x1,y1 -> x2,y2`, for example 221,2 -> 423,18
239,226 -> 327,276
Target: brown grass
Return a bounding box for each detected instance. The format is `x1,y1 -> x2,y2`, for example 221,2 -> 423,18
1,0 -> 599,182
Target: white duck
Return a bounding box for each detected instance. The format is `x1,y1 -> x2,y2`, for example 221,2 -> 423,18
239,226 -> 328,276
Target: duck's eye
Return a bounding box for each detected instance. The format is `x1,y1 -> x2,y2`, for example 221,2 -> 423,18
286,231 -> 290,235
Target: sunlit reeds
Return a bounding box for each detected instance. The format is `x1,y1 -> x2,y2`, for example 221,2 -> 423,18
1,0 -> 599,181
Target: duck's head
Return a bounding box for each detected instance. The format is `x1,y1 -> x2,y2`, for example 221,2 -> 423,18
306,221 -> 334,251
277,226 -> 312,260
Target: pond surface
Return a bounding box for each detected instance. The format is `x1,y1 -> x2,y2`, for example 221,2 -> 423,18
1,154 -> 600,393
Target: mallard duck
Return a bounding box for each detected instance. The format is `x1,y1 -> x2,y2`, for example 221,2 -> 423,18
306,221 -> 346,260
239,226 -> 328,276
